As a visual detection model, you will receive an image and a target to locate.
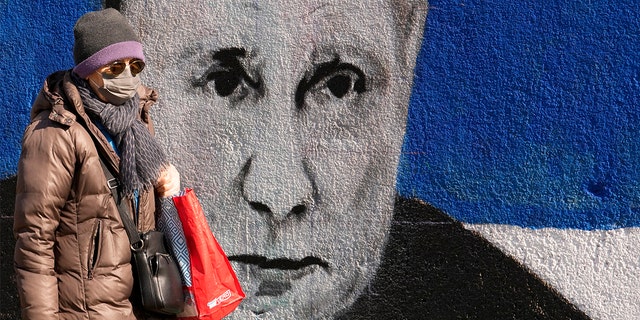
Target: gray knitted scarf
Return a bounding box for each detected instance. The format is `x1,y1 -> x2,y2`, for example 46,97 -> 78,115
73,74 -> 168,197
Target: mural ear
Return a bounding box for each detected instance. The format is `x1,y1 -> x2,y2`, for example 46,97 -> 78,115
391,0 -> 428,71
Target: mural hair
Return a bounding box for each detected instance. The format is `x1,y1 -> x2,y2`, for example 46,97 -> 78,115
103,0 -> 121,10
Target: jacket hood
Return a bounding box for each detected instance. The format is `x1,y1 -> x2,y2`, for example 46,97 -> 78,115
31,71 -> 78,127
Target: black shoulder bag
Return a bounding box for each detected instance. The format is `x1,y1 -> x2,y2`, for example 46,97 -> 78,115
99,158 -> 184,315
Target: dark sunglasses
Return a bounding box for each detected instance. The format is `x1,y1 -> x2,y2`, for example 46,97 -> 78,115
101,59 -> 145,77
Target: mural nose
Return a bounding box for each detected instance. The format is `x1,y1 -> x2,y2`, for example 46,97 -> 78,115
241,154 -> 314,221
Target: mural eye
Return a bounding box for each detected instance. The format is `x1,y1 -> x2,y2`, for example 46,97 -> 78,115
295,56 -> 367,109
327,74 -> 351,98
192,47 -> 260,99
324,72 -> 365,99
206,71 -> 242,97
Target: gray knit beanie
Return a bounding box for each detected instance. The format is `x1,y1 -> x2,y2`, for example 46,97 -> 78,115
72,8 -> 145,78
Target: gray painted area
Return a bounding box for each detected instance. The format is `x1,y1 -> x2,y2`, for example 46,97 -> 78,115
121,1 -> 427,318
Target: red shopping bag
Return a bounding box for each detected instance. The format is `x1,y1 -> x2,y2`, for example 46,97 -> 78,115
172,188 -> 245,319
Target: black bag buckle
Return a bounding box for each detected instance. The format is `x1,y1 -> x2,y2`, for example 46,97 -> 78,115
107,178 -> 119,189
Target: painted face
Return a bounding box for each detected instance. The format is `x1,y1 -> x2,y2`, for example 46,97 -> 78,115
123,1 -> 426,318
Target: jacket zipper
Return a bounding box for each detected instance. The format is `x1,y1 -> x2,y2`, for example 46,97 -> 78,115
87,220 -> 102,280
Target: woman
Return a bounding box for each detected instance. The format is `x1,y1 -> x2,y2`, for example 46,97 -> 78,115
13,8 -> 179,319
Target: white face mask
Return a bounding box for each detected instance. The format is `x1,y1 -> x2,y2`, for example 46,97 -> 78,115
91,68 -> 141,105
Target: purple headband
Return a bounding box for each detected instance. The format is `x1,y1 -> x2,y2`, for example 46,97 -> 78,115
73,41 -> 145,78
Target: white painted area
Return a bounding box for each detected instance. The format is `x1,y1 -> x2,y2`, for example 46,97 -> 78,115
464,224 -> 640,320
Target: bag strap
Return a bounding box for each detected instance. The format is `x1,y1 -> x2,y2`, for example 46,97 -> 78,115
98,157 -> 144,250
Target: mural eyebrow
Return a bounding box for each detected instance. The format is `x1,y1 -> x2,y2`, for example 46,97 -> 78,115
192,47 -> 260,90
295,55 -> 367,109
211,47 -> 246,61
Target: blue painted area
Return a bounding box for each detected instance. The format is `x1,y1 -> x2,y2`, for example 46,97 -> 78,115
0,1 -> 99,179
398,1 -> 640,229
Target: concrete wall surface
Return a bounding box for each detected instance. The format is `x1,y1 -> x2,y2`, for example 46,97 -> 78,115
2,1 -> 639,319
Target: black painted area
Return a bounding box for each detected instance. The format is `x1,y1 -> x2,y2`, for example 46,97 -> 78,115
0,176 -> 19,320
104,0 -> 121,11
339,197 -> 591,320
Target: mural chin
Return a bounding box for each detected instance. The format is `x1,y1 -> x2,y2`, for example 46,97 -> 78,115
228,262 -> 368,318
222,187 -> 396,318
122,0 -> 426,317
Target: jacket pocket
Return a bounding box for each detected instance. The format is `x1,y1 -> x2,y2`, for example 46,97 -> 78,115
87,219 -> 102,280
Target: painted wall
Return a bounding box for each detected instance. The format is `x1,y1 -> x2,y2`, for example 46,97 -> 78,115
1,0 -> 639,319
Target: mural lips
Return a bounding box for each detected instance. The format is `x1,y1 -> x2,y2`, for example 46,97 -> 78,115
228,255 -> 330,295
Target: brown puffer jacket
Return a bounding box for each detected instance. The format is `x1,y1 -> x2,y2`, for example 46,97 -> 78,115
14,70 -> 159,319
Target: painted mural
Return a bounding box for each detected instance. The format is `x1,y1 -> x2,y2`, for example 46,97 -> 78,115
2,0 -> 640,319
